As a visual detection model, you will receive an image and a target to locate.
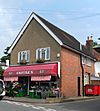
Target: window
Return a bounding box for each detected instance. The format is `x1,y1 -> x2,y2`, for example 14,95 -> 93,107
82,56 -> 86,64
82,56 -> 91,66
86,59 -> 91,66
18,50 -> 30,63
36,47 -> 50,60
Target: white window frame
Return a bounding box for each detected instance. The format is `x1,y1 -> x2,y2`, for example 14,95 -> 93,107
36,47 -> 50,60
86,58 -> 91,66
82,56 -> 86,64
18,50 -> 30,63
82,56 -> 91,66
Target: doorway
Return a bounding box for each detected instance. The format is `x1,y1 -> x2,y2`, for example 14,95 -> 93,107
77,77 -> 81,96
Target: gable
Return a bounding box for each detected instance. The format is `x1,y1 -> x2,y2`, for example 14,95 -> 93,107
8,13 -> 63,54
12,18 -> 61,50
8,12 -> 95,60
10,18 -> 61,65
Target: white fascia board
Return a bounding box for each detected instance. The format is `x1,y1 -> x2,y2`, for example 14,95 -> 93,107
8,14 -> 34,54
8,13 -> 63,54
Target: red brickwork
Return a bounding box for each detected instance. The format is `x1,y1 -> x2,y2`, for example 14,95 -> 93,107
91,80 -> 100,85
61,47 -> 82,98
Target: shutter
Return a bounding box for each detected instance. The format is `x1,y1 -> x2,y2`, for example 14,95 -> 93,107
46,47 -> 50,60
26,50 -> 30,62
18,52 -> 21,63
36,49 -> 40,60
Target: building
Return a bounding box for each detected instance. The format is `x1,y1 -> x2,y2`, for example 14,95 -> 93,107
3,12 -> 95,98
91,45 -> 100,84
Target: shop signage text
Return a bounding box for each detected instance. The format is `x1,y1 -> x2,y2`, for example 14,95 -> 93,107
8,69 -> 51,76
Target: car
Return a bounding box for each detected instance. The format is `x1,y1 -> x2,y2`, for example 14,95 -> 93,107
0,79 -> 5,100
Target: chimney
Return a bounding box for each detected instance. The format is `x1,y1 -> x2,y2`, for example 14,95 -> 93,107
86,36 -> 93,53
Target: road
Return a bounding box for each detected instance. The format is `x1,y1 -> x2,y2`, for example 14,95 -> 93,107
0,100 -> 56,111
0,98 -> 100,111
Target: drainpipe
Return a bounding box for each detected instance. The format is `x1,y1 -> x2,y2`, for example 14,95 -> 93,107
88,73 -> 91,84
80,55 -> 85,96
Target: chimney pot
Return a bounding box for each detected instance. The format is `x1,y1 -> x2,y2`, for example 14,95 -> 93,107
90,36 -> 93,40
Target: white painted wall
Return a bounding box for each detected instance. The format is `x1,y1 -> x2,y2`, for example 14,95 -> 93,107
95,61 -> 100,77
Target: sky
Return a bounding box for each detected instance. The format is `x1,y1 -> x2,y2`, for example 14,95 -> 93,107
0,0 -> 100,57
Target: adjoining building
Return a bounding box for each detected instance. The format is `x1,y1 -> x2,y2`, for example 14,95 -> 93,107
3,12 -> 95,98
91,45 -> 100,84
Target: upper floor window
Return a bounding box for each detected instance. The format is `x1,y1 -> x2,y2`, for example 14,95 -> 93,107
18,50 -> 30,63
82,56 -> 86,64
36,47 -> 50,60
82,56 -> 92,66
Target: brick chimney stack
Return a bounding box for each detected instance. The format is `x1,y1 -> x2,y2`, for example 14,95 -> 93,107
86,36 -> 93,53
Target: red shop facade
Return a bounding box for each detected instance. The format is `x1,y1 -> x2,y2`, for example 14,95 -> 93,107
3,63 -> 60,97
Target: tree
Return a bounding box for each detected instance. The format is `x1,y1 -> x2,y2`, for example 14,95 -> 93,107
0,66 -> 4,76
1,46 -> 10,63
1,55 -> 10,63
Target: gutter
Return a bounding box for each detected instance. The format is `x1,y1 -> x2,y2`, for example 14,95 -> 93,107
62,44 -> 96,61
80,55 -> 85,96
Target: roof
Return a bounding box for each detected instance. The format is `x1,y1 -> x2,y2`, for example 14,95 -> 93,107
93,45 -> 100,53
91,75 -> 100,81
92,49 -> 100,61
8,12 -> 94,59
35,13 -> 80,51
81,45 -> 94,58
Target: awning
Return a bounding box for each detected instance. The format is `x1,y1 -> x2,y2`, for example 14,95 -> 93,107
4,77 -> 18,81
91,75 -> 100,81
31,75 -> 51,81
3,63 -> 58,77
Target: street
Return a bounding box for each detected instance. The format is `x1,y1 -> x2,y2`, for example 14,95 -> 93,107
0,100 -> 56,111
0,98 -> 100,111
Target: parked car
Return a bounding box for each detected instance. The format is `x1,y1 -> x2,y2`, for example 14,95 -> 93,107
0,79 -> 5,100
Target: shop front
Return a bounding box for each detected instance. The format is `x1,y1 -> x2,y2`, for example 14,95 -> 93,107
3,63 -> 60,98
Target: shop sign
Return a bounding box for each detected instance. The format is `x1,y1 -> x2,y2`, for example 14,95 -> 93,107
8,69 -> 51,76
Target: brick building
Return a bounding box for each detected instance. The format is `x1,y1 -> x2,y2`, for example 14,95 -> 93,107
91,45 -> 100,85
3,12 -> 95,98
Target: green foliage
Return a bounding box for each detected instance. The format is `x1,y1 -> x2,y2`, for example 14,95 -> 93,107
1,46 -> 10,63
93,42 -> 98,46
0,66 -> 4,76
1,55 -> 10,63
36,59 -> 45,63
4,47 -> 10,55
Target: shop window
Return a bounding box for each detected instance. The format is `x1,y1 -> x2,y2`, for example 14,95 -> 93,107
18,50 -> 30,63
36,47 -> 50,61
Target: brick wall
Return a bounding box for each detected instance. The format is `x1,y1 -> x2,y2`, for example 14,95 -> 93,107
91,80 -> 100,85
61,47 -> 82,98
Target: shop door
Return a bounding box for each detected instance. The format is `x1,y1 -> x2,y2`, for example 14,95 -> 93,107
18,76 -> 30,95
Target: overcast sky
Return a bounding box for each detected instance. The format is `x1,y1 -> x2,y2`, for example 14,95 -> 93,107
0,0 -> 100,57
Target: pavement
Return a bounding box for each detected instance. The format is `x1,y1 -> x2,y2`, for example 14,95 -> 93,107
3,96 -> 99,104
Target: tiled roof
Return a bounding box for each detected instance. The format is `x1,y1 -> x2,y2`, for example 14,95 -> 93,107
81,45 -> 94,58
93,46 -> 100,53
35,13 -> 80,52
8,12 -> 95,59
35,13 -> 95,58
92,49 -> 100,61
